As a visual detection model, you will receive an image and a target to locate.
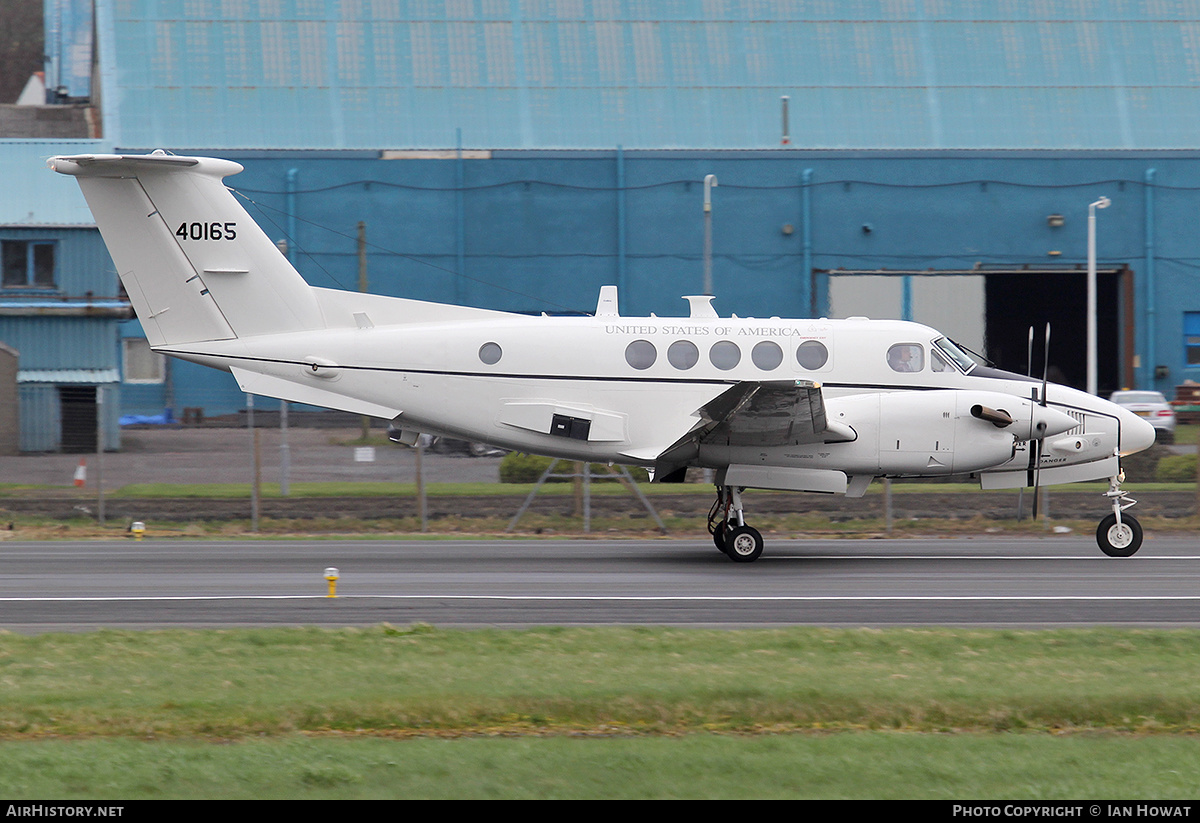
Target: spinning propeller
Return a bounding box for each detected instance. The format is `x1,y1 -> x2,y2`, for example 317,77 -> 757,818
1029,324 -> 1051,518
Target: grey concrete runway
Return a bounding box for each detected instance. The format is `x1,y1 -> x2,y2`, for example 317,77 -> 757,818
3,535 -> 1200,631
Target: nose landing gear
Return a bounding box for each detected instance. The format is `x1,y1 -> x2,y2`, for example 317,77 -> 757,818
1097,472 -> 1142,557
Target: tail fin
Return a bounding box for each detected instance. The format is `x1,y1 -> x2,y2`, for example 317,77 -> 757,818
49,152 -> 323,346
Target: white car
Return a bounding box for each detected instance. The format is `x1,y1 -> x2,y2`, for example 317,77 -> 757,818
1110,390 -> 1177,440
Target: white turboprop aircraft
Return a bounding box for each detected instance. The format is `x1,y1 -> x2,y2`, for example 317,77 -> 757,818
50,151 -> 1157,562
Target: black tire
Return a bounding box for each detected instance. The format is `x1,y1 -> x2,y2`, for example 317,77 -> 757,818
725,525 -> 764,563
712,519 -> 728,554
1096,513 -> 1143,557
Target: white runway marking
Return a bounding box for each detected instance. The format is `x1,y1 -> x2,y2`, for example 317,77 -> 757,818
3,594 -> 1200,603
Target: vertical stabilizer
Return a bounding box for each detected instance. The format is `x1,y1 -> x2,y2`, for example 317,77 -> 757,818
49,152 -> 324,345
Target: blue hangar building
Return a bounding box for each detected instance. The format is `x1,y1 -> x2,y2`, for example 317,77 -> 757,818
5,1 -> 1200,448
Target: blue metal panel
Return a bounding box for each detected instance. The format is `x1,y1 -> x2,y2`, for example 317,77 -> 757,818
99,1 -> 1200,150
0,142 -> 109,226
0,317 -> 119,371
44,0 -> 94,101
18,385 -> 59,451
15,381 -> 121,451
0,227 -> 119,297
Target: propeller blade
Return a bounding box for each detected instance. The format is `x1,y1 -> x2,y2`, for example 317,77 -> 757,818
1032,439 -> 1042,519
1040,324 -> 1051,407
1032,324 -> 1051,517
1027,326 -> 1034,377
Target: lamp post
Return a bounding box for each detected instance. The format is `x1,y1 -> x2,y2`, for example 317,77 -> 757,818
1087,196 -> 1111,396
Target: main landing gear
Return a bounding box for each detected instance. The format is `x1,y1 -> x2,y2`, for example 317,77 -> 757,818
708,473 -> 1143,562
1096,472 -> 1142,557
709,485 -> 764,563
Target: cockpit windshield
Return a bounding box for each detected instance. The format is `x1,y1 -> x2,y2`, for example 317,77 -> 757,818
933,337 -> 979,374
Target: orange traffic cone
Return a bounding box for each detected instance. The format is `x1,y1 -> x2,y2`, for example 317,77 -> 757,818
73,458 -> 86,487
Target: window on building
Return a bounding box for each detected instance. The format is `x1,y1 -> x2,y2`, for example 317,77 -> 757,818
1,240 -> 56,288
1186,313 -> 1200,365
123,338 -> 165,383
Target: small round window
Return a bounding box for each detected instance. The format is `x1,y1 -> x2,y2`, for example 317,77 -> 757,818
667,340 -> 699,370
751,341 -> 783,370
479,342 -> 502,365
709,341 -> 741,371
796,340 -> 829,370
625,339 -> 657,370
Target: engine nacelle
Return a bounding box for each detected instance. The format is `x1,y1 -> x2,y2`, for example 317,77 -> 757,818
825,390 -> 1080,476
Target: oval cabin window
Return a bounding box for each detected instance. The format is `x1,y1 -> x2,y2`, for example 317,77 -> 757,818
796,340 -> 829,370
751,341 -> 783,370
709,341 -> 741,370
479,342 -> 502,364
668,340 -> 699,370
625,339 -> 657,370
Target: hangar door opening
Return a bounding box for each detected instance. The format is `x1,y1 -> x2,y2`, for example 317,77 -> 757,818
58,386 -> 97,454
824,267 -> 1130,396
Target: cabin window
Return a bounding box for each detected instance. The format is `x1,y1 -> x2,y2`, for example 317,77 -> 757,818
625,339 -> 656,370
667,340 -> 699,370
1,240 -> 55,288
887,343 -> 924,373
751,341 -> 783,370
709,341 -> 741,370
796,340 -> 829,370
479,342 -> 502,364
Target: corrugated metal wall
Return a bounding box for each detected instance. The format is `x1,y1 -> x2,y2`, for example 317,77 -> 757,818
100,0 -> 1200,150
0,227 -> 119,296
18,385 -> 59,452
17,383 -> 121,452
0,317 -> 118,371
100,147 -> 1184,404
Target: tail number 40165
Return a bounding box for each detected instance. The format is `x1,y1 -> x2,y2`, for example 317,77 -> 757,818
176,222 -> 237,241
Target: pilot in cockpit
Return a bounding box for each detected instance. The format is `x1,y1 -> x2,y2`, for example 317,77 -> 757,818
887,344 -> 923,373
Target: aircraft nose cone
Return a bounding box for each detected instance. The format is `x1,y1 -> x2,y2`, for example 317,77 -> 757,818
1120,411 -> 1157,456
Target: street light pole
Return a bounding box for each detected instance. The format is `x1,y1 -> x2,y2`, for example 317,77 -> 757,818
1087,196 -> 1111,396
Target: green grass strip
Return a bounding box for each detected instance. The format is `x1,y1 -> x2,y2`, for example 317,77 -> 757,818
2,626 -> 1200,738
1,734 -> 1199,799
3,625 -> 1200,798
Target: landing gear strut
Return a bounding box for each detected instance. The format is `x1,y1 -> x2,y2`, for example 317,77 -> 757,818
1097,472 -> 1142,557
708,485 -> 764,562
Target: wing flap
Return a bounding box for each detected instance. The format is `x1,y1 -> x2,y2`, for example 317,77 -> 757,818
698,380 -> 827,447
652,380 -> 850,479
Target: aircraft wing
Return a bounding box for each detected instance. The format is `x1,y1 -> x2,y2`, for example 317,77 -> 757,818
651,380 -> 853,479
